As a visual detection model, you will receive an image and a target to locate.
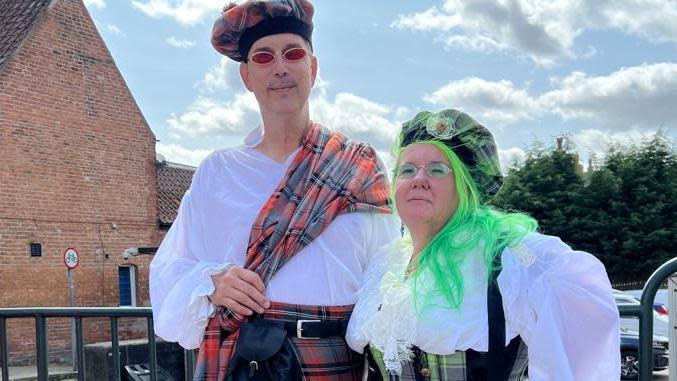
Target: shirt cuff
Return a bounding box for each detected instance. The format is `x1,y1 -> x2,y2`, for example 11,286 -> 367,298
188,262 -> 236,323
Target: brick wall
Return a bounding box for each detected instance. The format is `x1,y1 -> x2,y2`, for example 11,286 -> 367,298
0,0 -> 163,364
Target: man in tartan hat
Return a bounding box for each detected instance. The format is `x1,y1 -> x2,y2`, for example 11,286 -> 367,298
150,0 -> 399,380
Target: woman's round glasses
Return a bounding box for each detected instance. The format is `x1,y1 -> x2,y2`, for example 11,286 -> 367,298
396,163 -> 453,179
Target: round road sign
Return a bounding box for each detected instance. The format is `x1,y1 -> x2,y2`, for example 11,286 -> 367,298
64,248 -> 79,269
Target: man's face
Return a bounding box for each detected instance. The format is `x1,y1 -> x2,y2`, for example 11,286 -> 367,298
239,33 -> 317,116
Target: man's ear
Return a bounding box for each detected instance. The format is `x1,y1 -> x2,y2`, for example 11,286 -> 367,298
240,62 -> 254,92
310,55 -> 318,87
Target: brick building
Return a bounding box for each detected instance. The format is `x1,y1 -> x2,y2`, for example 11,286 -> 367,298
0,0 -> 195,365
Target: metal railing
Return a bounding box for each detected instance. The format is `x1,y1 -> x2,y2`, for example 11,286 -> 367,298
0,307 -> 196,381
2,259 -> 676,381
618,257 -> 677,381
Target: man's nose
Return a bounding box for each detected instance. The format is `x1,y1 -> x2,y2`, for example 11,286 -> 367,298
272,55 -> 289,77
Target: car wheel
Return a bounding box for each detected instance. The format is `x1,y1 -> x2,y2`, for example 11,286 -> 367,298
621,350 -> 640,380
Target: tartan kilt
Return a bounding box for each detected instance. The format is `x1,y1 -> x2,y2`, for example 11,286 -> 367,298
368,339 -> 528,381
194,302 -> 362,381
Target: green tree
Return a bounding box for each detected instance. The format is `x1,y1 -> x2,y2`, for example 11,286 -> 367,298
492,147 -> 584,242
587,136 -> 676,282
492,134 -> 675,283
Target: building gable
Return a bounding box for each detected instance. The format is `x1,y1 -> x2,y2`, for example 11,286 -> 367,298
0,0 -> 159,223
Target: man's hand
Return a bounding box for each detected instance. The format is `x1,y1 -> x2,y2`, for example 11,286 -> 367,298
209,267 -> 270,315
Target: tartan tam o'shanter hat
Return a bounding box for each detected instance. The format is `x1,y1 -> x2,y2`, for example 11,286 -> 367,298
211,0 -> 314,62
398,109 -> 504,198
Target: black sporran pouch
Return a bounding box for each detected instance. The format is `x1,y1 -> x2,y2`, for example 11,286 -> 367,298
227,319 -> 302,381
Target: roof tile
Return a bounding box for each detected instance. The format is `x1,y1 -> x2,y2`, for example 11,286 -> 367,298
0,0 -> 52,68
156,161 -> 196,225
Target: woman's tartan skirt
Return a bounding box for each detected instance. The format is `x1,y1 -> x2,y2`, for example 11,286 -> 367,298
194,302 -> 363,381
368,341 -> 528,381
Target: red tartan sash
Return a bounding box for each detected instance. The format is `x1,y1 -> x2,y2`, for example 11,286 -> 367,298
195,123 -> 391,380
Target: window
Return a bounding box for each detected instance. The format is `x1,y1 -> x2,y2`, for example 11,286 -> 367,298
30,243 -> 42,257
118,266 -> 137,306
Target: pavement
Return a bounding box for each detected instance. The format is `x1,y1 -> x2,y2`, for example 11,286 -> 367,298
1,364 -> 669,380
0,364 -> 76,381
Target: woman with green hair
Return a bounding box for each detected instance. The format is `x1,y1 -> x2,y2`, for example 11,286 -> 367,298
346,109 -> 619,380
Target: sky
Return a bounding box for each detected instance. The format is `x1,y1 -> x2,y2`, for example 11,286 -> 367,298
84,0 -> 677,170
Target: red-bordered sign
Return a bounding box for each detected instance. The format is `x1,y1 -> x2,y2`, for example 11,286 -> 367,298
64,248 -> 79,270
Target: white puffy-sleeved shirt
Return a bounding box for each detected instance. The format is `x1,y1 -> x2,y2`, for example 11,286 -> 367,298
150,128 -> 400,349
346,233 -> 621,381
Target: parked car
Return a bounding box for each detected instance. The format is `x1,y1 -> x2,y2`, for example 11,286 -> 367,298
654,303 -> 669,316
625,288 -> 669,316
620,328 -> 669,380
614,289 -> 670,337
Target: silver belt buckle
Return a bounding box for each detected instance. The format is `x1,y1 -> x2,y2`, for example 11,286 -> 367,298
296,319 -> 321,339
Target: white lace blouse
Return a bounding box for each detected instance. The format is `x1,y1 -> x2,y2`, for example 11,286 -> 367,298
150,127 -> 400,350
346,233 -> 620,381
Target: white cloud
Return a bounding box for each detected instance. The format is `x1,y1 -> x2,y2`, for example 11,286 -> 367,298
131,0 -> 221,26
496,130 -> 661,172
168,89 -> 402,152
197,57 -> 245,93
499,147 -> 527,172
310,92 -> 402,152
570,129 -> 664,157
424,77 -> 540,125
169,58 -> 259,137
166,37 -> 196,48
168,62 -> 404,152
167,94 -> 261,136
602,1 -> 677,45
156,143 -> 213,167
393,0 -> 677,64
310,74 -> 404,152
391,6 -> 457,31
440,35 -> 511,55
84,0 -> 105,9
541,63 -> 677,128
424,63 -> 677,130
166,59 -> 675,167
580,45 -> 598,60
103,24 -> 125,37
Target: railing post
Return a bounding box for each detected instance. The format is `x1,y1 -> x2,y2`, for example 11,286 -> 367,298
639,257 -> 677,381
147,317 -> 157,381
111,317 -> 120,381
0,308 -> 159,381
669,276 -> 677,381
35,315 -> 48,381
75,317 -> 85,381
184,349 -> 195,381
1,318 -> 8,381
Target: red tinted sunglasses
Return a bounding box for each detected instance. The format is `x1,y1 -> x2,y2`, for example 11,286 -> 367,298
250,47 -> 308,65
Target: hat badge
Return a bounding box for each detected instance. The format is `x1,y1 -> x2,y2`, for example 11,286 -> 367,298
426,117 -> 455,139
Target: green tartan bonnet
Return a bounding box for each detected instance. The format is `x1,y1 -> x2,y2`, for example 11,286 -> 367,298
398,109 -> 503,198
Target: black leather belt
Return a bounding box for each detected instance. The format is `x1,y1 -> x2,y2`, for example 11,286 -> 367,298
274,319 -> 349,339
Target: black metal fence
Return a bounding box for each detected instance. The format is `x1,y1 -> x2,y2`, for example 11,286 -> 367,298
0,307 -> 195,381
2,258 -> 676,381
618,257 -> 677,381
